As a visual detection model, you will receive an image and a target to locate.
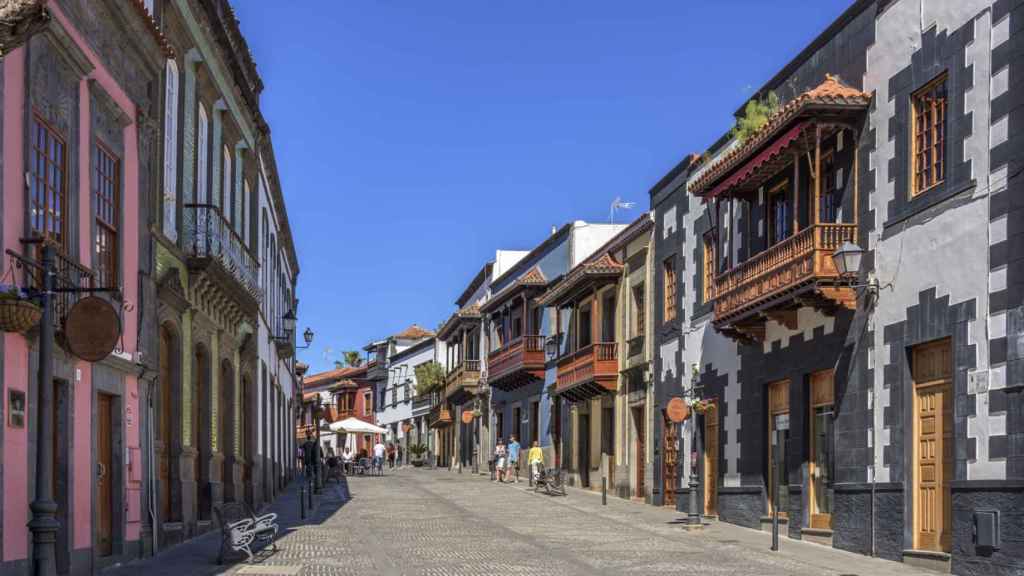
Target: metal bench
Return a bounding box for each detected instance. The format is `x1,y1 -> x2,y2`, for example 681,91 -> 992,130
214,501 -> 279,564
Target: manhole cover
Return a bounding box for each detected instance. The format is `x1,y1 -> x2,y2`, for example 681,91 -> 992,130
235,566 -> 303,575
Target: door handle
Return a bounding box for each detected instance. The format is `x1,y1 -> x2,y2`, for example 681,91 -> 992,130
97,462 -> 106,480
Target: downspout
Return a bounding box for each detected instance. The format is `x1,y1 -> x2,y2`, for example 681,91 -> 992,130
147,380 -> 158,556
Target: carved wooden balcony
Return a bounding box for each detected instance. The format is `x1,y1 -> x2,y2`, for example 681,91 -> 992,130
712,223 -> 857,340
555,342 -> 618,402
428,403 -> 452,428
486,335 -> 545,391
445,359 -> 480,404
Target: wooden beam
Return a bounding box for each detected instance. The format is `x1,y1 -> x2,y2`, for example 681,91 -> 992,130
815,123 -> 822,227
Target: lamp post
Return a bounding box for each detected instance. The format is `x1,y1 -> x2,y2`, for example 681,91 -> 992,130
686,383 -> 704,530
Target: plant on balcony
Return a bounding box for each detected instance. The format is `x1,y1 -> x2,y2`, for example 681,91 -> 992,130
414,361 -> 445,395
409,443 -> 428,467
729,92 -> 779,144
0,284 -> 41,334
343,350 -> 363,367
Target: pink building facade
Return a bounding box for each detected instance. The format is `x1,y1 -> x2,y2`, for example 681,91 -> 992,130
0,1 -> 168,574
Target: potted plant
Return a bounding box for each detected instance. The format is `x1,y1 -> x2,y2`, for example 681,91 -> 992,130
409,443 -> 428,467
0,284 -> 41,334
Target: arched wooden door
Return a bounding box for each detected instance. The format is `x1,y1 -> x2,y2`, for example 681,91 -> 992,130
242,375 -> 253,506
158,325 -> 176,521
195,345 -> 212,520
220,360 -> 234,501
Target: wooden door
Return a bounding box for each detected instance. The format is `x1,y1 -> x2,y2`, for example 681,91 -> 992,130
634,407 -> 645,498
158,330 -> 173,520
704,401 -> 719,516
579,414 -> 590,487
97,394 -> 114,557
913,339 -> 953,552
767,380 -> 790,516
809,371 -> 835,529
663,416 -> 678,506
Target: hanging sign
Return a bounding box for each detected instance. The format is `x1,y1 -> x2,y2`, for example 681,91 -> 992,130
402,422 -> 412,433
64,296 -> 121,362
666,397 -> 689,423
461,410 -> 474,424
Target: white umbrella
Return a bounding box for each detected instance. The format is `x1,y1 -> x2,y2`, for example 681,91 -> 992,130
329,417 -> 387,435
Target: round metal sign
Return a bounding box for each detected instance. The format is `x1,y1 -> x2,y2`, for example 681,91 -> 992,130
666,397 -> 690,423
64,296 -> 121,362
461,410 -> 474,424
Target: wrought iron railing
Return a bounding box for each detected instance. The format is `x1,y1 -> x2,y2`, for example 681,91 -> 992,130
182,203 -> 259,300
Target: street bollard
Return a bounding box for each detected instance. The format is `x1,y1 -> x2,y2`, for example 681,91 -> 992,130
308,477 -> 314,511
300,484 -> 306,519
602,477 -> 607,506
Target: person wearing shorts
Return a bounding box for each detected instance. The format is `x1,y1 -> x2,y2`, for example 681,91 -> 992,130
494,438 -> 507,482
507,435 -> 521,483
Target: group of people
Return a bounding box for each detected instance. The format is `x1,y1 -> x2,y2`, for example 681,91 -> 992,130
297,437 -> 406,477
493,435 -> 544,483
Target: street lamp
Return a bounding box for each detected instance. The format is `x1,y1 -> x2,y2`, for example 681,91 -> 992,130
301,327 -> 314,348
831,241 -> 864,277
544,334 -> 559,359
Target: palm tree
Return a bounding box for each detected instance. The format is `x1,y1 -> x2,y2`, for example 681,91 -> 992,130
344,350 -> 363,367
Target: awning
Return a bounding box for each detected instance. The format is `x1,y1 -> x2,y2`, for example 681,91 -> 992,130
328,417 -> 387,435
706,120 -> 811,200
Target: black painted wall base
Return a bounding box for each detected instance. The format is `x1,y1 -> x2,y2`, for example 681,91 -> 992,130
951,481 -> 1024,576
717,485 -> 763,529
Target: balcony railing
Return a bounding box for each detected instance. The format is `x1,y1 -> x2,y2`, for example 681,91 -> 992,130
555,342 -> 618,401
486,335 -> 545,390
412,394 -> 434,414
712,223 -> 857,323
445,359 -> 481,401
183,203 -> 259,301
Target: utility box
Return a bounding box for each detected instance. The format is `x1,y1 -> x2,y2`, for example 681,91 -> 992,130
974,510 -> 1000,550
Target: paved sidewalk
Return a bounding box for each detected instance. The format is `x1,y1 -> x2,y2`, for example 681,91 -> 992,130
102,473 -> 351,576
102,467 -> 935,576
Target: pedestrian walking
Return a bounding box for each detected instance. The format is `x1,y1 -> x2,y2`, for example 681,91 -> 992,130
397,444 -> 404,467
387,442 -> 396,469
373,439 -> 386,474
507,435 -> 521,483
527,440 -> 544,483
494,437 -> 507,482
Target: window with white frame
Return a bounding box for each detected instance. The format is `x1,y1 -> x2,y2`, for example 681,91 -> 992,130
163,59 -> 179,241
197,104 -> 208,204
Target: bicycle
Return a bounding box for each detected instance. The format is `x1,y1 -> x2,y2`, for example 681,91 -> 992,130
533,467 -> 566,496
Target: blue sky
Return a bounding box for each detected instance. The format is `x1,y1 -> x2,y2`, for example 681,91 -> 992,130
233,0 -> 854,373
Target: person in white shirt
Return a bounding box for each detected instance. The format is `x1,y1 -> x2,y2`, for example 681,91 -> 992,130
373,441 -> 386,473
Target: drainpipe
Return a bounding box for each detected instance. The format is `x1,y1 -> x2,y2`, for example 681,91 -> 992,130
147,383 -> 159,556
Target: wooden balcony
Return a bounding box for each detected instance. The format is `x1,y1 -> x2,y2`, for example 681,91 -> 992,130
555,343 -> 618,402
712,223 -> 857,340
445,359 -> 480,404
428,403 -> 452,428
487,335 -> 545,391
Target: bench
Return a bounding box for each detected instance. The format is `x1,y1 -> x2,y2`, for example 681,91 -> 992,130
214,501 -> 279,564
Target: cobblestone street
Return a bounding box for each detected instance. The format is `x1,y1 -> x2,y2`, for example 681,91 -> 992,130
105,468 -> 939,576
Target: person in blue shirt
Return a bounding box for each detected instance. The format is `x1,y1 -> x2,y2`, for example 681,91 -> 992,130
507,435 -> 521,483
